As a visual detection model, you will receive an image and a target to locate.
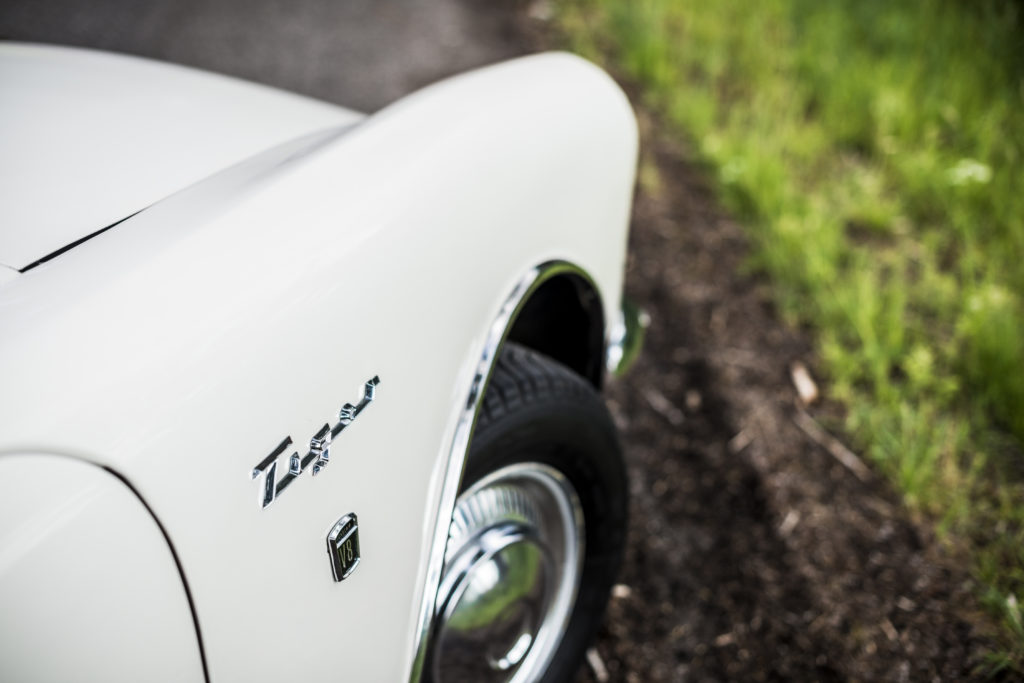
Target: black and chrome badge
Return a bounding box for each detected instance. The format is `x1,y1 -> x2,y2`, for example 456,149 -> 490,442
327,513 -> 361,582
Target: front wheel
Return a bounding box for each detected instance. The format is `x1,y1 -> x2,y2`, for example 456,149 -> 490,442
427,343 -> 628,683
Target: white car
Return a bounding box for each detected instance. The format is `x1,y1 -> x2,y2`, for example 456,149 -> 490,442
0,43 -> 639,682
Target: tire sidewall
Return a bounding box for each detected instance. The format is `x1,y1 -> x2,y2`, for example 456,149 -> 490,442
462,352 -> 628,683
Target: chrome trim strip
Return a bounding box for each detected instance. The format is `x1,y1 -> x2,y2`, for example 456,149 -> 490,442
605,297 -> 649,377
407,260 -> 603,682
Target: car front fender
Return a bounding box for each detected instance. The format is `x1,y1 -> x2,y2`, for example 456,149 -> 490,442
0,51 -> 637,681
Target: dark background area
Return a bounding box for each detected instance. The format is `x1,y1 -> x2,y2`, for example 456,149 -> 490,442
0,0 -> 527,111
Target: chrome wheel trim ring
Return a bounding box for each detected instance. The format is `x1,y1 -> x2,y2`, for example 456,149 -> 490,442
431,463 -> 585,683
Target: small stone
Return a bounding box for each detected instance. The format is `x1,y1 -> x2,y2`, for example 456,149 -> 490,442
896,597 -> 917,611
526,0 -> 553,22
685,389 -> 702,411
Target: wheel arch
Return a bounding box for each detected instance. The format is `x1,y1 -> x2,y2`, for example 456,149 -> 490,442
505,269 -> 606,389
409,259 -> 611,681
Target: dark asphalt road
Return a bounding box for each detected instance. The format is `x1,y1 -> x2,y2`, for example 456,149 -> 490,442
0,0 -> 530,111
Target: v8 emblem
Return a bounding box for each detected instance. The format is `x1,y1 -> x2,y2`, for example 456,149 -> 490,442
251,376 -> 379,509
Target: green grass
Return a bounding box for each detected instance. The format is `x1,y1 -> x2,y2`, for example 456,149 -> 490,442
554,0 -> 1024,670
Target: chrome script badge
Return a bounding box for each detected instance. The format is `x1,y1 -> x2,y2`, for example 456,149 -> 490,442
251,376 -> 379,509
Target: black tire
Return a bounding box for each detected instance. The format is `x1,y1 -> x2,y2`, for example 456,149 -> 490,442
458,342 -> 629,683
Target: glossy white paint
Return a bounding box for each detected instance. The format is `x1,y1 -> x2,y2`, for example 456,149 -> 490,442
0,51 -> 636,681
0,265 -> 16,286
0,454 -> 204,682
0,43 -> 362,270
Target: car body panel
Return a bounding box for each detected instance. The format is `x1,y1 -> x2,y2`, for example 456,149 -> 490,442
0,43 -> 362,270
0,454 -> 204,683
0,51 -> 636,681
0,265 -> 16,286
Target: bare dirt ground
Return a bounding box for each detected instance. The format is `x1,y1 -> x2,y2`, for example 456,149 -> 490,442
574,117 -> 989,682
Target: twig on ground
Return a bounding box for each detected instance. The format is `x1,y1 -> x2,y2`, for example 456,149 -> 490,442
793,408 -> 871,482
644,388 -> 685,426
880,618 -> 900,642
671,346 -> 767,372
586,647 -> 610,683
790,361 -> 819,405
778,509 -> 800,537
716,347 -> 769,371
728,429 -> 753,454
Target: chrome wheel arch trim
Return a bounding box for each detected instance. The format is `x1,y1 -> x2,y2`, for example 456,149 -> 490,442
407,260 -> 605,682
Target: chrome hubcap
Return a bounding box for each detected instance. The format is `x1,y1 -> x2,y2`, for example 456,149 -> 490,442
431,463 -> 585,683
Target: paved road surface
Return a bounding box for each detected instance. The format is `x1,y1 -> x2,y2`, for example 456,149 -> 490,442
0,0 -> 530,111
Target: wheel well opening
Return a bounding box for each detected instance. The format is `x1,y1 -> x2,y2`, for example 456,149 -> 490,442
506,273 -> 605,388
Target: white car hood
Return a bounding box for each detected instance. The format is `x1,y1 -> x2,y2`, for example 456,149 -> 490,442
0,43 -> 363,271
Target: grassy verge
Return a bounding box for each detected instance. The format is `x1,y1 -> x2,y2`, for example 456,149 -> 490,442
554,0 -> 1024,671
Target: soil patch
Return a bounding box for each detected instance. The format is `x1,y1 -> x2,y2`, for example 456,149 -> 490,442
571,112 -> 989,681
